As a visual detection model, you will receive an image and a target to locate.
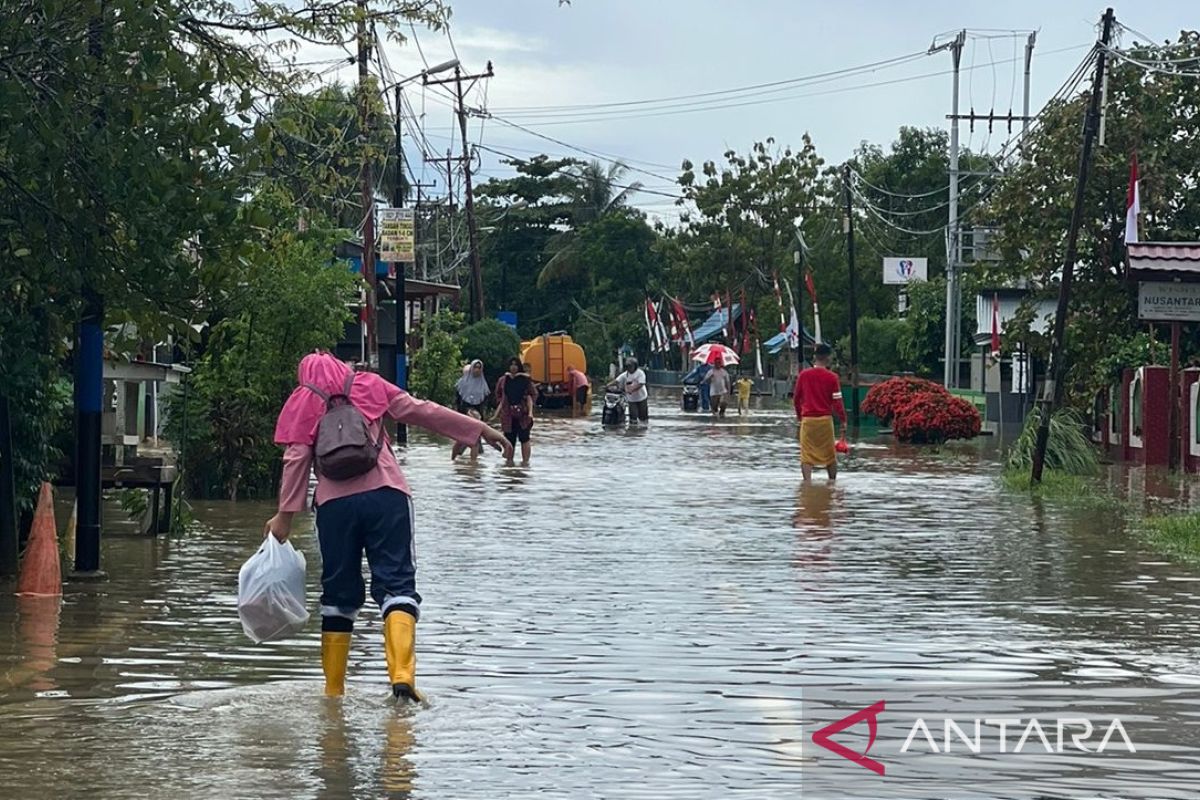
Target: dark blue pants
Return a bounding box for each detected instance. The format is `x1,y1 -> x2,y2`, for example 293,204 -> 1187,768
314,488 -> 420,627
699,383 -> 711,411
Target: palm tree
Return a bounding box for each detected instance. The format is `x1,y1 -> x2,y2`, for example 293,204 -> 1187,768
538,160 -> 642,287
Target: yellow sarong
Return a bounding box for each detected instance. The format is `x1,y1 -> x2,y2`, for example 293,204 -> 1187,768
799,415 -> 836,466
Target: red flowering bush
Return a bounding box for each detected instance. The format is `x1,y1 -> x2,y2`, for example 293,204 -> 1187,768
862,377 -> 949,423
891,390 -> 982,444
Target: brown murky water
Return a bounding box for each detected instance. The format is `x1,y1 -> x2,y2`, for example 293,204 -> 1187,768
2,394 -> 1199,799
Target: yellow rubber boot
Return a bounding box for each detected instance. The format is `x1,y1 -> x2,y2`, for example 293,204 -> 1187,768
321,631 -> 352,697
383,611 -> 424,702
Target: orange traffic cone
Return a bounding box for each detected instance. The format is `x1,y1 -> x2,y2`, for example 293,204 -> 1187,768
17,482 -> 62,597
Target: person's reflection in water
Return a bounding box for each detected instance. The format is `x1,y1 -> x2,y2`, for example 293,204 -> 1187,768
315,700 -> 357,800
792,482 -> 838,570
380,710 -> 418,799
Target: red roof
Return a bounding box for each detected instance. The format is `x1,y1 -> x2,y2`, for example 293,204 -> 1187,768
1127,242 -> 1200,275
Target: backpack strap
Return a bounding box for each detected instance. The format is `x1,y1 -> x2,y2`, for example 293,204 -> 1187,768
302,383 -> 330,402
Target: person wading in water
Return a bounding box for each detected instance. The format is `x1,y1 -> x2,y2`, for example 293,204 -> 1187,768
265,352 -> 512,700
792,343 -> 847,481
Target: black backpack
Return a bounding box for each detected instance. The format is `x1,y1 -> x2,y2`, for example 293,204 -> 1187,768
303,374 -> 384,480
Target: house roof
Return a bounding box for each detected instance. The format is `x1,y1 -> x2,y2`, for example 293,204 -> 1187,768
1127,242 -> 1200,276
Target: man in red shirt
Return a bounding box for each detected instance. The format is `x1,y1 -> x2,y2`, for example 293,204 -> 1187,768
792,343 -> 847,480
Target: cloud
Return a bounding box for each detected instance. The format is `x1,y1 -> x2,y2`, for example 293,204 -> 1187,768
451,25 -> 546,54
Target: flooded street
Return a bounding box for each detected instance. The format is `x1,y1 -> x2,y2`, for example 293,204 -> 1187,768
2,394 -> 1200,799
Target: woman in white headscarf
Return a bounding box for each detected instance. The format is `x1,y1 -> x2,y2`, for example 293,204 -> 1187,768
452,359 -> 489,461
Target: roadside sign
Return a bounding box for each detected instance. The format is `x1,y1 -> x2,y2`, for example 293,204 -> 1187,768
496,311 -> 517,329
1138,281 -> 1200,322
379,208 -> 415,263
883,257 -> 928,285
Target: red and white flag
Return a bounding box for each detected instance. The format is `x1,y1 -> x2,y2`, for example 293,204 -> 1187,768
669,297 -> 694,348
1125,153 -> 1140,244
990,293 -> 1001,359
644,298 -> 669,353
805,271 -> 822,345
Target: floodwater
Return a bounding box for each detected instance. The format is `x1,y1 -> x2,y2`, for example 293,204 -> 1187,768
2,393 -> 1199,799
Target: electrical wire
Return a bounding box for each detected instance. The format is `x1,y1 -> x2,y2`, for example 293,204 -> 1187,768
494,50 -> 932,113
498,45 -> 1091,127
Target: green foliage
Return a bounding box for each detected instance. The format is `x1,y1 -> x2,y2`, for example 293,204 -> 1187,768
167,210 -> 355,500
981,34 -> 1200,405
1140,512 -> 1200,562
410,310 -> 465,408
1004,407 -> 1099,476
1089,332 -> 1168,400
841,317 -> 908,375
116,488 -> 150,522
459,319 -> 521,385
0,0 -> 444,503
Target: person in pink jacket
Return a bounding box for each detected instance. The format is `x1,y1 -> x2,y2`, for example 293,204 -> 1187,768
264,352 -> 511,701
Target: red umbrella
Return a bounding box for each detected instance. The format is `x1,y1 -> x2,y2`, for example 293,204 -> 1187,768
691,343 -> 740,366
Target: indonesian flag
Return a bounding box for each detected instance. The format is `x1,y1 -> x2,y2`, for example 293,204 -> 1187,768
805,271 -> 822,345
990,293 -> 1001,359
1125,153 -> 1140,244
644,298 -> 669,353
772,273 -> 786,332
669,297 -> 694,348
783,278 -> 800,349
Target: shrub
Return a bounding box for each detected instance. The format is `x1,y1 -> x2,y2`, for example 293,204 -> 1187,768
410,310 -> 465,407
839,317 -> 909,375
459,319 -> 521,385
891,390 -> 981,444
1004,407 -> 1098,475
862,376 -> 949,423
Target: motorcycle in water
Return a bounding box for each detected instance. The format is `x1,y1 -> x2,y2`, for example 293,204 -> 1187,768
681,383 -> 700,412
601,388 -> 627,426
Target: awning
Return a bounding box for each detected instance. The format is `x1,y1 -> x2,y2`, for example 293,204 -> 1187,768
690,304 -> 742,344
763,327 -> 818,354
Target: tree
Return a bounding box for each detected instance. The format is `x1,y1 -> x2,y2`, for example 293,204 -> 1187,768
539,159 -> 643,287
169,194 -> 356,500
459,319 -> 522,386
980,34 -> 1200,404
0,0 -> 445,503
410,310 -> 464,407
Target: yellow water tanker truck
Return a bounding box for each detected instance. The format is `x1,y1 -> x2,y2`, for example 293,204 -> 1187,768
520,332 -> 588,409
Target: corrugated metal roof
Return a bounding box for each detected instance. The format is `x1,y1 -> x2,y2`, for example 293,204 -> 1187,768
1127,242 -> 1200,273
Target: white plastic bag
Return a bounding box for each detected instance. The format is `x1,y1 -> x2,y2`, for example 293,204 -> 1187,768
237,535 -> 310,643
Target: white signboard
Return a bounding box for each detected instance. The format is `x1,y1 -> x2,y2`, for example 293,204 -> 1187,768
379,208 -> 415,263
883,257 -> 928,285
1138,281 -> 1200,322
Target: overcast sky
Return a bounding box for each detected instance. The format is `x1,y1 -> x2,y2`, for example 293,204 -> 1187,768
322,1 -> 1193,223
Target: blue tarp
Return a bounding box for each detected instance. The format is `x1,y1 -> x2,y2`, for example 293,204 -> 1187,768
690,305 -> 742,345
764,326 -> 819,355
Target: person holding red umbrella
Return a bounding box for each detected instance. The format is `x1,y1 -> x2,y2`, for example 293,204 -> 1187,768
702,354 -> 733,417
793,343 -> 847,480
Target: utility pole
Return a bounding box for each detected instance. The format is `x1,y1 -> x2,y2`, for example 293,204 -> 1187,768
1023,32 -> 1037,139
74,7 -> 107,578
937,30 -> 966,388
357,1 -> 379,370
1031,8 -> 1116,483
426,63 -> 493,322
842,163 -> 861,427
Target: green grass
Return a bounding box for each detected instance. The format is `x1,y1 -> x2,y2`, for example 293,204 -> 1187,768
1140,513 -> 1200,562
998,467 -> 1127,511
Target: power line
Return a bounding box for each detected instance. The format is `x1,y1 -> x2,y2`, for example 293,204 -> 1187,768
484,114 -> 680,184
494,50 -> 932,113
496,44 -> 1090,127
